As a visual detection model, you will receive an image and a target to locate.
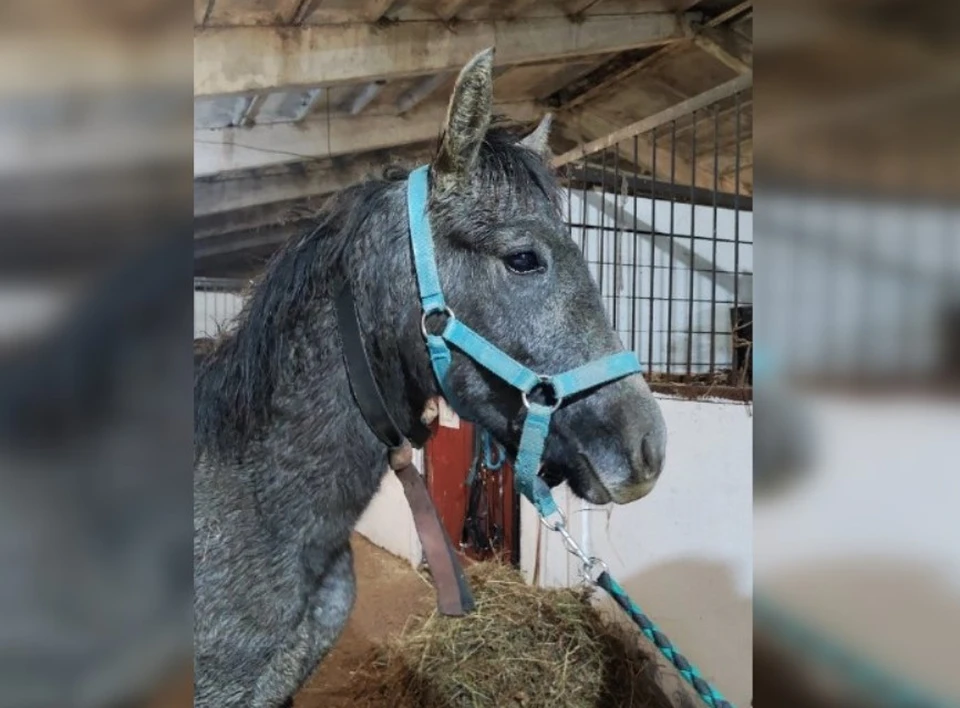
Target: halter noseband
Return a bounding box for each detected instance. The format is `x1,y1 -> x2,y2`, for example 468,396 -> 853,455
406,165 -> 643,518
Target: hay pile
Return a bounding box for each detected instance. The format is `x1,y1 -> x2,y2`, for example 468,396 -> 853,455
345,563 -> 691,708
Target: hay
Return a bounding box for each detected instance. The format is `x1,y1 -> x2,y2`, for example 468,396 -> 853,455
345,563 -> 691,708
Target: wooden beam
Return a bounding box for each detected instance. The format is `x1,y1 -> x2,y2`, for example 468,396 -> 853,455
553,73 -> 752,167
397,73 -> 450,114
193,146 -> 435,215
362,0 -> 397,22
560,0 -> 601,18
194,100 -> 539,176
692,27 -> 751,74
704,0 -> 751,28
194,13 -> 692,97
433,0 -> 472,21
195,224 -> 301,259
504,0 -> 540,20
348,81 -> 386,115
551,2 -> 749,113
195,199 -> 324,238
291,88 -> 324,121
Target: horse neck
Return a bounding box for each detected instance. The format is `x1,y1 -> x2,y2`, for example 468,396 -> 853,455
249,206 -> 435,523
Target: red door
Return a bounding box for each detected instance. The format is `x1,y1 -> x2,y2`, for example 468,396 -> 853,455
424,414 -> 519,565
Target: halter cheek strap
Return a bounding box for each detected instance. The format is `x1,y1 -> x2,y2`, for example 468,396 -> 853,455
406,165 -> 642,518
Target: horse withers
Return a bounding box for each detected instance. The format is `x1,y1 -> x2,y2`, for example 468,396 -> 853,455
194,48 -> 667,707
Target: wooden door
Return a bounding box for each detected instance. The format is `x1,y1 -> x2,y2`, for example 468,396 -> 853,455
424,408 -> 519,565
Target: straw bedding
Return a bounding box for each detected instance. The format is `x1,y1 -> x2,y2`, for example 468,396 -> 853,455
343,563 -> 692,708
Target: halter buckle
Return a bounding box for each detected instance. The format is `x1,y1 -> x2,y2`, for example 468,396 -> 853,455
521,375 -> 562,412
420,306 -> 455,339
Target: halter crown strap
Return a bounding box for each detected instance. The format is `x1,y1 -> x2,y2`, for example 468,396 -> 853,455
407,165 -> 446,314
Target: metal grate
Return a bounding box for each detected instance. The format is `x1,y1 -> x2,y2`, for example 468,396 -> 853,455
558,90 -> 753,396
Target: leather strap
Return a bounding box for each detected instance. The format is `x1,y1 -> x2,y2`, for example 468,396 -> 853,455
334,281 -> 430,447
334,281 -> 474,616
395,463 -> 475,616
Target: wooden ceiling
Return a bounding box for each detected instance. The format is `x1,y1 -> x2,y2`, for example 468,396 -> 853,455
194,0 -> 754,276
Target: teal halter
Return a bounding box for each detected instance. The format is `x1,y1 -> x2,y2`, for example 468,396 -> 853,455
406,165 -> 643,518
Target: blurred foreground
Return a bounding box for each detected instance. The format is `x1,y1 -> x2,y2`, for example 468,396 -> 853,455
754,1 -> 959,705
0,0 -> 193,706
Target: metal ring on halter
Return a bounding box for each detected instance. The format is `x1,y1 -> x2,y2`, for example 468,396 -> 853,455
521,375 -> 563,412
420,306 -> 455,339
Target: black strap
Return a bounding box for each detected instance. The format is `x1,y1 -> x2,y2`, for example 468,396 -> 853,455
334,282 -> 407,449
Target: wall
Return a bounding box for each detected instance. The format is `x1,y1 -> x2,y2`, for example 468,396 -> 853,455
520,394 -> 753,707
354,448 -> 425,568
193,289 -> 244,339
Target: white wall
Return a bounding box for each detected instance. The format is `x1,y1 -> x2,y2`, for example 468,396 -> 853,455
194,289 -> 244,339
520,395 -> 753,707
354,448 -> 425,568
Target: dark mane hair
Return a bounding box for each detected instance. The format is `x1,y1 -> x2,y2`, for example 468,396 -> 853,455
194,122 -> 560,460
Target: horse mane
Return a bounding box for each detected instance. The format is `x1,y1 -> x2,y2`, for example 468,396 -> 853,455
194,122 -> 560,460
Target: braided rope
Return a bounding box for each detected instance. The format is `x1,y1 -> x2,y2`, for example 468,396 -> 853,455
596,572 -> 733,708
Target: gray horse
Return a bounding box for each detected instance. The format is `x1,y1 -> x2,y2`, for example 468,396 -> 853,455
194,48 -> 667,707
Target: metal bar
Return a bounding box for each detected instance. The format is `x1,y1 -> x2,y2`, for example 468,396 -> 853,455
647,126 -> 658,373
553,74 -> 753,167
564,223 -> 744,245
686,109 -> 697,377
598,147 -> 607,308
580,155 -> 588,259
631,135 -> 640,354
733,91 -> 742,381
666,120 -> 677,375
709,104 -> 720,373
612,145 -> 621,332
566,166 -> 753,212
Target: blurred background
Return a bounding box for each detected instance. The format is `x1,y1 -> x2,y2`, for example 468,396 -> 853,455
753,0 -> 960,705
0,0 -> 193,706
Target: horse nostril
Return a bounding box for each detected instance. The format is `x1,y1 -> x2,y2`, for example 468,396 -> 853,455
639,433 -> 665,480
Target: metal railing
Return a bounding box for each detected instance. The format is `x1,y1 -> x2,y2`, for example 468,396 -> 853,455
556,79 -> 753,397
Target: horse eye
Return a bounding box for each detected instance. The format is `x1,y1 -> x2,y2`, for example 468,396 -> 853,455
503,251 -> 543,275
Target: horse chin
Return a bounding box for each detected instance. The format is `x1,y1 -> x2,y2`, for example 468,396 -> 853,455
541,456 -> 614,506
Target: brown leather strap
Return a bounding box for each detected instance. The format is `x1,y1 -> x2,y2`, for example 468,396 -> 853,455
394,462 -> 476,616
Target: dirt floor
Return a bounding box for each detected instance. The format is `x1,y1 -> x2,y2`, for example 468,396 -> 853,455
294,533 -> 435,707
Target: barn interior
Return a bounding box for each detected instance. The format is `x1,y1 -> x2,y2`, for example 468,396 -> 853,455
193,0 -> 754,278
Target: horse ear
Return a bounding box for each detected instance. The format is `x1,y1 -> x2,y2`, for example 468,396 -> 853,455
432,47 -> 495,193
520,113 -> 553,158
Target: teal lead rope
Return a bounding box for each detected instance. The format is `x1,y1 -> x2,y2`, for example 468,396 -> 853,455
597,572 -> 732,707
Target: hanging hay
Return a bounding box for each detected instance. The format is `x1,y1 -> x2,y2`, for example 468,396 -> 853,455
343,563 -> 694,708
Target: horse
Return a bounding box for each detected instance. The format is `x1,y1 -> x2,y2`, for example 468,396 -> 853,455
194,48 -> 668,708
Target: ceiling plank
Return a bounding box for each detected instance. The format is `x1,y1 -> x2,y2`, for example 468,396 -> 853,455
692,27 -> 751,74
194,100 -> 539,176
194,146 -> 431,215
194,13 -> 692,97
347,81 -> 387,115
433,0 -> 470,21
397,73 -> 451,114
362,0 -> 398,22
